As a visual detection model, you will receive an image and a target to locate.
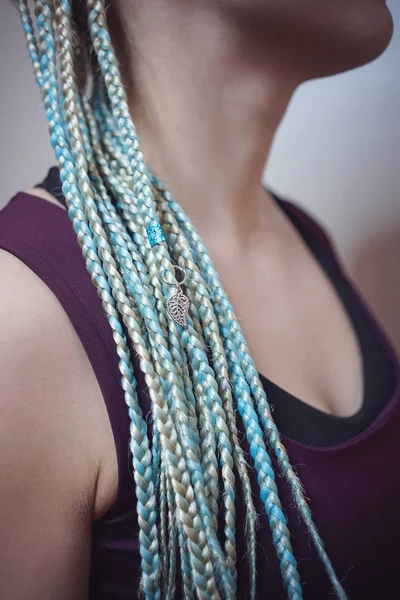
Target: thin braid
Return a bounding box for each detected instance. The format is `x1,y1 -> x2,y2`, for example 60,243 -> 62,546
165,473 -> 185,600
17,1 -> 42,85
159,465 -> 169,596
17,0 -> 348,598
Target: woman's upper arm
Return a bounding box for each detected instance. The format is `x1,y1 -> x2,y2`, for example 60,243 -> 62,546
0,249 -> 94,599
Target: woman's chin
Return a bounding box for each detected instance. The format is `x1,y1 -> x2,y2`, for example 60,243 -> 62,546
246,2 -> 394,80
300,5 -> 394,79
337,6 -> 393,72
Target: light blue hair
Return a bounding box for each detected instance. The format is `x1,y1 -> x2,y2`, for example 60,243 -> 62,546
17,1 -> 347,599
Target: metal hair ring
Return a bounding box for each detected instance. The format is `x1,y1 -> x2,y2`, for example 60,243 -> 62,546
163,265 -> 187,286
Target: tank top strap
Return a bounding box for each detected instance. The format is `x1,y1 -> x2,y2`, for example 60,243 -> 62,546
0,191 -> 135,519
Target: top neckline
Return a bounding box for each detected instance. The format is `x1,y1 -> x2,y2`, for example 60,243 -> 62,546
266,193 -> 399,441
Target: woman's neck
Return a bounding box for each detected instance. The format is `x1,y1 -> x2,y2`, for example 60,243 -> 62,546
113,0 -> 299,249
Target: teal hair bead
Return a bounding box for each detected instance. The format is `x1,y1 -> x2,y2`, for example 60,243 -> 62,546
147,223 -> 166,247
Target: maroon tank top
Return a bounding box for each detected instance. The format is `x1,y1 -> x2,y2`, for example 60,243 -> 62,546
1,190 -> 399,599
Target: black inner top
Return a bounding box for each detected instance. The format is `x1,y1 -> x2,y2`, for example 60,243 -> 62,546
36,167 -> 397,447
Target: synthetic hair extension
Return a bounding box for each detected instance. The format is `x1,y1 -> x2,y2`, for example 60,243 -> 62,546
17,1 -> 348,599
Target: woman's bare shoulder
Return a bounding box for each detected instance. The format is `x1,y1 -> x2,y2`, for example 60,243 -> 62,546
0,247 -> 97,597
0,245 -> 112,505
0,247 -> 97,492
0,246 -> 118,520
0,246 -> 68,352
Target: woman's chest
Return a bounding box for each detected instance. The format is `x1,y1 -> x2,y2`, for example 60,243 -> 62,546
220,238 -> 363,417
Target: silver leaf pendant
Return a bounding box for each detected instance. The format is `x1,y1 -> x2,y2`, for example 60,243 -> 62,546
167,289 -> 190,326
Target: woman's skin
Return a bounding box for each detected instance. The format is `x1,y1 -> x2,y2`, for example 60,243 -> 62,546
0,1 -> 393,597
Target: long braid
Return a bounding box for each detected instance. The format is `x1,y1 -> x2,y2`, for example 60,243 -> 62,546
17,1 -> 42,85
17,1 -> 348,599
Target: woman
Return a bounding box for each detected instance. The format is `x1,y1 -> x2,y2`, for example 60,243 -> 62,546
0,1 -> 397,599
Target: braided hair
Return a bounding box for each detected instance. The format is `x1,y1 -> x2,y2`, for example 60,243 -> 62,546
17,1 -> 347,599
